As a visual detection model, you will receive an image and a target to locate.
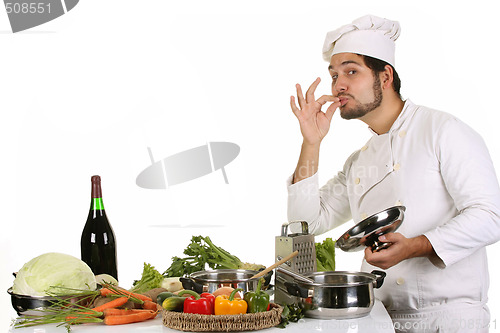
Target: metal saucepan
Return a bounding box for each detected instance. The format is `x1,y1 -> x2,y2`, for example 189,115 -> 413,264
283,270 -> 386,319
8,288 -> 93,316
180,269 -> 273,294
336,205 -> 406,252
8,288 -> 58,316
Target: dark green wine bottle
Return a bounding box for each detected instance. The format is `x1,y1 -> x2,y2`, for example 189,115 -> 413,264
80,175 -> 118,280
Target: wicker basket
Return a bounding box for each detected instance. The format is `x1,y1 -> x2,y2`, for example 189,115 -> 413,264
162,303 -> 283,332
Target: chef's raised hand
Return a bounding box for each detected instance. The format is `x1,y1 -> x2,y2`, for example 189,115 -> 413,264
290,77 -> 340,146
364,233 -> 435,270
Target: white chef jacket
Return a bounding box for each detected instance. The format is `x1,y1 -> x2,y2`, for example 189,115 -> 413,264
287,99 -> 500,331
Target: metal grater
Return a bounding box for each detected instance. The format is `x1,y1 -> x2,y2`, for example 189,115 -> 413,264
274,221 -> 316,305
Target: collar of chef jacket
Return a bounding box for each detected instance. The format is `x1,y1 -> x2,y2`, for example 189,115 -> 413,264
350,99 -> 417,202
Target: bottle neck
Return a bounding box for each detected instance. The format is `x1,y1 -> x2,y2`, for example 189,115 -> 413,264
91,197 -> 104,211
90,175 -> 104,212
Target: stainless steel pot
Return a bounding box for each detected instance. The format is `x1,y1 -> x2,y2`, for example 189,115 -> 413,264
180,269 -> 273,294
284,270 -> 386,319
8,288 -> 93,316
8,288 -> 58,316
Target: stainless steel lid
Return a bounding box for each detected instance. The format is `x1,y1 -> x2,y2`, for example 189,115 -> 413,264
336,206 -> 406,252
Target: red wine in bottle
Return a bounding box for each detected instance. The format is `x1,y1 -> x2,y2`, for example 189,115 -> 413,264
81,175 -> 118,280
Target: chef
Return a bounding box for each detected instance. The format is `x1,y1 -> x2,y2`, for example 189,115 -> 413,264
287,15 -> 500,332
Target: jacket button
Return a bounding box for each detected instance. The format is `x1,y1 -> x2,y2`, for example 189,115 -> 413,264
361,145 -> 368,151
399,130 -> 407,138
395,200 -> 403,206
396,277 -> 405,285
393,163 -> 401,171
355,177 -> 361,185
360,213 -> 367,219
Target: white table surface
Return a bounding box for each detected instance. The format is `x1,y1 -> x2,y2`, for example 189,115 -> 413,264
8,299 -> 394,333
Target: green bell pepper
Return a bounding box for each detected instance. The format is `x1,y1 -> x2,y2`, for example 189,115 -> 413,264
243,279 -> 270,313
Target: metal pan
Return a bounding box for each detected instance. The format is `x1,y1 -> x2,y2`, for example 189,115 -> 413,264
284,270 -> 386,319
180,269 -> 273,294
8,288 -> 93,316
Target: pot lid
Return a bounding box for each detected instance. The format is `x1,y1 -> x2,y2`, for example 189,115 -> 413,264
336,206 -> 405,252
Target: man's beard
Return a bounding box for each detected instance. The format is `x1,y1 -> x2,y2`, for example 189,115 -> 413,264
339,75 -> 383,120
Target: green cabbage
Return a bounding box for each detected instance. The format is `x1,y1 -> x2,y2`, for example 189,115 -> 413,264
12,252 -> 97,296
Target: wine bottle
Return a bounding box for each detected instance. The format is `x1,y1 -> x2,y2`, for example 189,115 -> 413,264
80,175 -> 118,280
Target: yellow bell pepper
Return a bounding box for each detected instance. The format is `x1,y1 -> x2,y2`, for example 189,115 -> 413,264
214,288 -> 248,315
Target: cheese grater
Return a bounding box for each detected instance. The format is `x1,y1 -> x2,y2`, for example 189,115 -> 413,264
274,221 -> 316,305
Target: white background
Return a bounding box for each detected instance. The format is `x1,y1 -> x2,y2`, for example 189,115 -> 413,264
1,0 -> 499,330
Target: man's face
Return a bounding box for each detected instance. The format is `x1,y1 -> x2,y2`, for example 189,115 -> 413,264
328,53 -> 383,120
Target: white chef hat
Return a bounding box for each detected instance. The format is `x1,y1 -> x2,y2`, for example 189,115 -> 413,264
322,15 -> 401,67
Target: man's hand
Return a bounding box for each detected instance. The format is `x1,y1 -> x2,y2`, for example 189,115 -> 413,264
364,233 -> 435,270
290,77 -> 340,146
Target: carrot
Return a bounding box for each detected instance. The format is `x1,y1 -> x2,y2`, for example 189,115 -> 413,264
91,296 -> 129,312
103,311 -> 157,325
99,288 -> 115,297
142,300 -> 160,311
100,286 -> 151,302
121,290 -> 152,302
103,308 -> 154,316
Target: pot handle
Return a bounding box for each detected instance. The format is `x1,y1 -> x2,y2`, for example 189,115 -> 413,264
371,270 -> 386,289
258,267 -> 274,287
284,281 -> 310,298
180,277 -> 204,294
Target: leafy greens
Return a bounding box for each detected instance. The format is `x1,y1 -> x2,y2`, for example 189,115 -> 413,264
276,303 -> 305,328
315,237 -> 336,271
163,236 -> 264,277
130,262 -> 164,294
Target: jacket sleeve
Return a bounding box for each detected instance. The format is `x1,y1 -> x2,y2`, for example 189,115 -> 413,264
423,118 -> 500,267
287,168 -> 352,236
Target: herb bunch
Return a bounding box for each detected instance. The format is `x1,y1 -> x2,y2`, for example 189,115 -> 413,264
163,236 -> 264,277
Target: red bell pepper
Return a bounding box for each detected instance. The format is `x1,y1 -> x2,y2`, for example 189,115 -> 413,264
178,290 -> 214,315
200,292 -> 215,314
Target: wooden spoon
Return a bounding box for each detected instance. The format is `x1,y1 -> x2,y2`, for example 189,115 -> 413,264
250,250 -> 299,279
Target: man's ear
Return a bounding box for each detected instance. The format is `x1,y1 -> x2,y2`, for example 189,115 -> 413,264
381,65 -> 394,90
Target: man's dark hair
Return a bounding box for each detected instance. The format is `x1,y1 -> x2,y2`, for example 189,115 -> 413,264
361,55 -> 401,98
